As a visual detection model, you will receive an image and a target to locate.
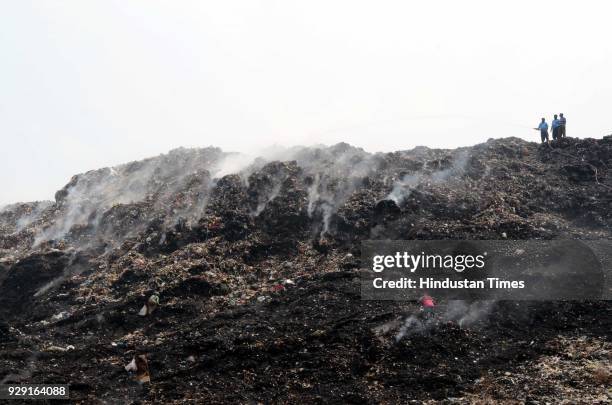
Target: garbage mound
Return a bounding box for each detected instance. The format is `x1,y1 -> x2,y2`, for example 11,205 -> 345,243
1,136 -> 611,403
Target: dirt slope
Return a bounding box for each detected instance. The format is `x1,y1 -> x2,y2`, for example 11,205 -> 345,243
1,136 -> 611,403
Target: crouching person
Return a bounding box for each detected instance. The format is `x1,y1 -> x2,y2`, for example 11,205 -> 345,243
420,294 -> 436,320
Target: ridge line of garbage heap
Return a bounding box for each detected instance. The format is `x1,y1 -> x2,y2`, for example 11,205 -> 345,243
0,136 -> 611,402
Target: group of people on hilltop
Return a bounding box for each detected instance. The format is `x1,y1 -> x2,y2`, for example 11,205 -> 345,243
536,113 -> 566,143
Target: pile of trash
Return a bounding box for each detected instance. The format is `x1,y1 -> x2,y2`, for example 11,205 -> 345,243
0,136 -> 611,403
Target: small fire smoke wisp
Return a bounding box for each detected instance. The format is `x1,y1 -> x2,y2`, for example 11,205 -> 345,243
125,354 -> 151,384
394,294 -> 438,341
138,294 -> 159,316
386,150 -> 471,206
387,173 -> 423,206
394,310 -> 438,342
442,300 -> 495,327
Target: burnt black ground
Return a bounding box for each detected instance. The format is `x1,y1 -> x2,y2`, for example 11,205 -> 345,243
1,271 -> 610,403
1,136 -> 611,403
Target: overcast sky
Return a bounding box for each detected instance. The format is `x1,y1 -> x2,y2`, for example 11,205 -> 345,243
1,1 -> 611,205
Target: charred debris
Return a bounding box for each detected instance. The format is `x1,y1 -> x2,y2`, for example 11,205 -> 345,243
0,136 -> 611,403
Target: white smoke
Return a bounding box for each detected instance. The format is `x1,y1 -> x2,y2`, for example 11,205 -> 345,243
387,173 -> 422,205
0,202 -> 53,238
252,182 -> 282,217
307,173 -> 321,218
207,142 -> 382,236
31,148 -> 227,247
212,152 -> 257,178
33,250 -> 80,297
442,300 -> 495,327
20,143 -> 384,249
394,300 -> 496,342
395,313 -> 435,341
299,144 -> 381,236
14,202 -> 53,234
387,150 -> 471,205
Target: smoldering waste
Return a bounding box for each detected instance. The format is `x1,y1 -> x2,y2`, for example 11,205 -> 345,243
1,136 -> 611,403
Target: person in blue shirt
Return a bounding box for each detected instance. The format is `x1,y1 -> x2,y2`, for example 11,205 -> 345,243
551,114 -> 561,140
559,113 -> 566,138
535,117 -> 549,143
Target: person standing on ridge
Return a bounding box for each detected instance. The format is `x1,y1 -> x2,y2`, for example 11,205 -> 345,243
559,113 -> 567,138
535,117 -> 549,143
551,114 -> 561,140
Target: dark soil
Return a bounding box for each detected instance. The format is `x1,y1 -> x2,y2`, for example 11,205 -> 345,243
1,136 -> 611,403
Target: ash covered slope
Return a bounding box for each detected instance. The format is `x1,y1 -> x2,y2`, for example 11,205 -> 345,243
0,136 -> 611,403
3,136 -> 612,257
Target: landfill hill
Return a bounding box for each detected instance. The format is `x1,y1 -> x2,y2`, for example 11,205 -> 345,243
0,136 -> 611,403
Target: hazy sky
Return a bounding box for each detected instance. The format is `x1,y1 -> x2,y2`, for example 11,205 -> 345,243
1,1 -> 611,205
